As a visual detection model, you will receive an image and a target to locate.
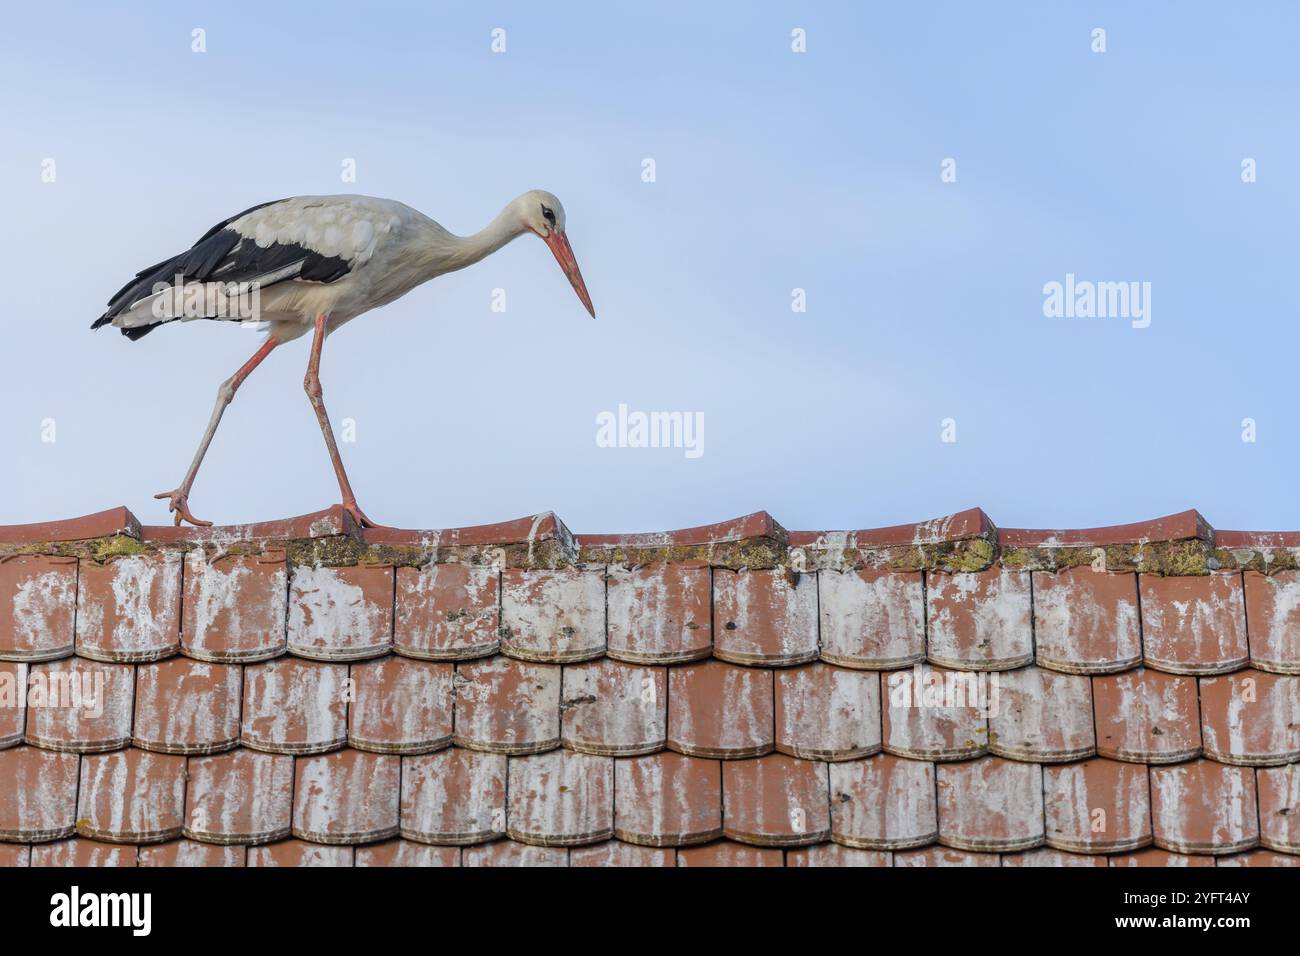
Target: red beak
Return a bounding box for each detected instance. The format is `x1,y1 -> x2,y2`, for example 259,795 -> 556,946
543,229 -> 596,319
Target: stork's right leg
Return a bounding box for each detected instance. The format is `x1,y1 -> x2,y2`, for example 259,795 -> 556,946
155,338 -> 278,526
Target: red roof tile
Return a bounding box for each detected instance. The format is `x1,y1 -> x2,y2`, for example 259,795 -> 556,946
76,748 -> 186,843
184,749 -> 294,845
0,555 -> 77,662
287,564 -> 393,661
500,568 -> 605,662
1031,569 -> 1141,674
775,663 -> 881,761
182,552 -> 288,662
722,754 -> 830,847
1093,668 -> 1202,763
291,750 -> 400,844
936,756 -> 1044,852
817,569 -> 924,670
347,657 -> 453,754
926,569 -> 1033,671
560,657 -> 666,756
605,562 -> 711,665
75,554 -> 182,662
240,658 -> 348,754
399,748 -> 506,845
394,563 -> 499,661
2,507 -> 1298,867
613,751 -> 722,847
453,656 -> 560,754
133,658 -> 242,754
1242,571 -> 1300,674
666,659 -> 774,759
0,746 -> 78,841
1139,573 -> 1249,675
506,749 -> 613,846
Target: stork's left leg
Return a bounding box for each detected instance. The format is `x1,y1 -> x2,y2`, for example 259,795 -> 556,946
303,312 -> 384,529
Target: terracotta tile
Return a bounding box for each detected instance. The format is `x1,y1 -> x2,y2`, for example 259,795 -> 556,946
881,664 -> 989,761
77,749 -> 186,843
1199,669 -> 1300,766
133,658 -> 242,754
787,844 -> 892,866
828,754 -> 936,850
1140,573 -> 1249,675
31,837 -> 137,867
75,553 -> 182,662
507,749 -> 614,846
0,661 -> 26,747
184,749 -> 294,845
247,840 -> 353,867
926,569 -> 1033,670
394,563 -> 499,660
287,564 -> 393,661
1150,760 -> 1258,855
1243,571 -> 1300,674
936,757 -> 1044,852
0,555 -> 77,661
348,657 -> 453,754
24,659 -> 134,753
1032,569 -> 1141,674
893,847 -> 1000,867
462,840 -> 567,867
666,660 -> 774,759
722,754 -> 829,847
182,551 -> 287,662
818,568 -> 925,669
1043,758 -> 1151,853
1217,849 -> 1300,867
453,656 -> 560,755
1256,765 -> 1300,853
676,841 -> 783,867
139,840 -> 245,867
1002,848 -> 1108,867
1093,668 -> 1202,763
561,658 -> 666,756
240,657 -> 348,754
570,841 -> 674,867
0,844 -> 30,866
400,748 -> 506,845
500,568 -> 605,663
0,746 -> 79,841
606,563 -> 711,665
292,749 -> 400,844
1109,848 -> 1215,867
355,840 -> 460,867
712,568 -> 818,667
614,751 -> 722,847
989,666 -> 1095,762
775,663 -> 881,761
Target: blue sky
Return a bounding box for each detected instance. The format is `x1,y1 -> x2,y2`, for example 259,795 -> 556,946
1,2 -> 1297,535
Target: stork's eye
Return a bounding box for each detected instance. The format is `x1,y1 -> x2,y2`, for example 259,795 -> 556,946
541,205 -> 556,224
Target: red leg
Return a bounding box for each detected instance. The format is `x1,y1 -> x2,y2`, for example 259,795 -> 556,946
303,313 -> 385,528
156,337 -> 278,526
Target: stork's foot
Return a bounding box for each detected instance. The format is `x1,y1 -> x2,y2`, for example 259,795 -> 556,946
342,499 -> 388,530
155,489 -> 212,527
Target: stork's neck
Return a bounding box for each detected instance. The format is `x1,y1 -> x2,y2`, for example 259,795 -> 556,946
423,203 -> 527,276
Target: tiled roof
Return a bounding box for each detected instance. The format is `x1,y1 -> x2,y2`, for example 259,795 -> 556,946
1,504 -> 1298,867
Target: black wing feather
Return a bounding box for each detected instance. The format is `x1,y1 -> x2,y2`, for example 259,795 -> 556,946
93,199 -> 351,338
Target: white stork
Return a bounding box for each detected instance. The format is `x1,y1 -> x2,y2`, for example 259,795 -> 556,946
93,191 -> 595,527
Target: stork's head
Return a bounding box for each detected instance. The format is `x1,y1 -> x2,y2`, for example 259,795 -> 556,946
516,189 -> 595,318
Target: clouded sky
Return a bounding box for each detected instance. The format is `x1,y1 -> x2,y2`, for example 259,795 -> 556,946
2,2 -> 1297,535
